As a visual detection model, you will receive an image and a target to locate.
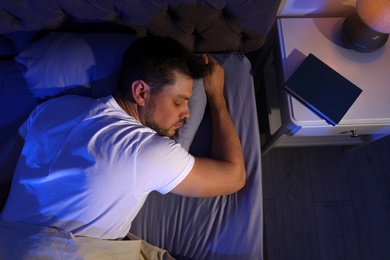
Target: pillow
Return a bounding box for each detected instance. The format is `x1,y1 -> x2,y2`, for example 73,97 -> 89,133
15,32 -> 137,99
173,78 -> 207,151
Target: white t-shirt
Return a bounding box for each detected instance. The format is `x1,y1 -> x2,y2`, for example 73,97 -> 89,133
0,95 -> 194,239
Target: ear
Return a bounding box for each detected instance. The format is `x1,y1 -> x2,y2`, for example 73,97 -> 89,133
131,80 -> 149,106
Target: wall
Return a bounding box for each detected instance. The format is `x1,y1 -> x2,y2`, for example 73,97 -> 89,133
277,0 -> 357,17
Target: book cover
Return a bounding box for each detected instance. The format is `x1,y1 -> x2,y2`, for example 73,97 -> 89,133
284,53 -> 362,126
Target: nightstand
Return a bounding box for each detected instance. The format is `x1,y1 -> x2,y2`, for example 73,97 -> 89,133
262,17 -> 390,154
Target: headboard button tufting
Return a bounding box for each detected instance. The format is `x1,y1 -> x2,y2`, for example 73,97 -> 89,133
0,0 -> 281,56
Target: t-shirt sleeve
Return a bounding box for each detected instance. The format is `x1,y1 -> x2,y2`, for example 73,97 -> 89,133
134,135 -> 195,194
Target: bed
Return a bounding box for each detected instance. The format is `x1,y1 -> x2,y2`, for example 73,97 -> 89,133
0,1 -> 280,259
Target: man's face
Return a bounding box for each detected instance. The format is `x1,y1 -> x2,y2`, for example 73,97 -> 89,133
142,72 -> 193,138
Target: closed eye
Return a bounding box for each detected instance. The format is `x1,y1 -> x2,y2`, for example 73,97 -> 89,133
174,94 -> 191,107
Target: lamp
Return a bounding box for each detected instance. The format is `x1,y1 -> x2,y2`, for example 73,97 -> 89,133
342,0 -> 390,53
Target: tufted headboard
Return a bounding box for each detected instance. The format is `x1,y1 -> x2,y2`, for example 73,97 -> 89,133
0,0 -> 281,57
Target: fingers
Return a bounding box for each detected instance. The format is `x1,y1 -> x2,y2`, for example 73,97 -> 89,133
202,54 -> 221,73
201,53 -> 218,64
201,54 -> 209,65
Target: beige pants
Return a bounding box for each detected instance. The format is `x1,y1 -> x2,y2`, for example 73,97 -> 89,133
126,233 -> 175,260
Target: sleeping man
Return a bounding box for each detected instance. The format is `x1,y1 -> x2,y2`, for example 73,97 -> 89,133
0,36 -> 246,243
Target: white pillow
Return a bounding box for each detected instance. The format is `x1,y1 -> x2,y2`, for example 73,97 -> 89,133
173,78 -> 206,150
15,32 -> 136,99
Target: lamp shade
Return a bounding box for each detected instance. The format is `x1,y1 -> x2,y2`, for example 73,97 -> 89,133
357,0 -> 390,33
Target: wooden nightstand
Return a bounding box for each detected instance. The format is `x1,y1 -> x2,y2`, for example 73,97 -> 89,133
262,17 -> 390,154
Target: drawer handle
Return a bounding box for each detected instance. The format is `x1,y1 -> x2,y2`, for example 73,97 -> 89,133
340,129 -> 358,138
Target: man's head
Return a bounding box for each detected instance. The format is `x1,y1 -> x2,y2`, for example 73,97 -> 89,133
117,36 -> 209,137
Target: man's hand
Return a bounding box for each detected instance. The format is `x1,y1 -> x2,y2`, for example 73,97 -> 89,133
201,54 -> 225,101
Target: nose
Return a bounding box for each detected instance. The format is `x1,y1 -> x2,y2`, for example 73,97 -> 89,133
181,104 -> 190,119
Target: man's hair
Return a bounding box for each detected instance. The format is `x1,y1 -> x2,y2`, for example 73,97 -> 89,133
117,36 -> 210,96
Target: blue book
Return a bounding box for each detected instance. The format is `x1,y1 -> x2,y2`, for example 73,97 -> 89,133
284,53 -> 362,126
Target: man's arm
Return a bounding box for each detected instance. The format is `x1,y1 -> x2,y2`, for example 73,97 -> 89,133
171,54 -> 246,197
